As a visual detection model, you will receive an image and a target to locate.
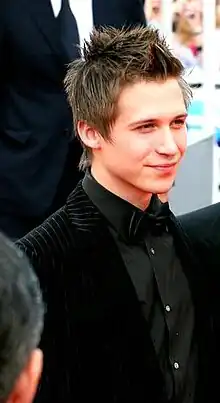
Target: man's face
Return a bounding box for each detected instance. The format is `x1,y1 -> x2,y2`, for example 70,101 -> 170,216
94,79 -> 187,200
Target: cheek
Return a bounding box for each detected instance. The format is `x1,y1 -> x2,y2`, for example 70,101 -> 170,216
126,138 -> 152,162
102,136 -> 152,165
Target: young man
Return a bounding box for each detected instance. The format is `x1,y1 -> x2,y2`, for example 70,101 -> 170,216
0,232 -> 44,403
16,26 -> 218,403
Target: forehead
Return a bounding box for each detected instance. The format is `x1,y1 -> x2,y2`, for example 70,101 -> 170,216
183,0 -> 201,11
117,79 -> 186,123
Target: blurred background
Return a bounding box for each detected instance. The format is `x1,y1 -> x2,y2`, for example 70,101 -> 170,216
144,0 -> 220,214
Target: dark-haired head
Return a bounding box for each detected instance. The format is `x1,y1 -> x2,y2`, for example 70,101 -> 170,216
0,233 -> 43,403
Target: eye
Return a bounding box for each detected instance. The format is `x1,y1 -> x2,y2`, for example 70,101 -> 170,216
138,122 -> 156,132
171,119 -> 186,129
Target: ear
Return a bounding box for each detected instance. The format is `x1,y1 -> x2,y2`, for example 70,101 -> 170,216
7,349 -> 43,403
77,121 -> 101,150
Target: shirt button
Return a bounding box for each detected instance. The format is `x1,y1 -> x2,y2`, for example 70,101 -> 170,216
173,362 -> 180,370
165,305 -> 171,312
150,248 -> 155,255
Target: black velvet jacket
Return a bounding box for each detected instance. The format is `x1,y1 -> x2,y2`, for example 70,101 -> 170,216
16,183 -> 219,403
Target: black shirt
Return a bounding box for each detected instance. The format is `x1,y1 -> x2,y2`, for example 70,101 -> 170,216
83,172 -> 197,403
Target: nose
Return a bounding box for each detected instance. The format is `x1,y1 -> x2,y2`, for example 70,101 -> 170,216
156,127 -> 178,156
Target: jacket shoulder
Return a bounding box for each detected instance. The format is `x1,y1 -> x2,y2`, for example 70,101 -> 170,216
15,206 -> 74,263
179,202 -> 220,242
179,202 -> 220,265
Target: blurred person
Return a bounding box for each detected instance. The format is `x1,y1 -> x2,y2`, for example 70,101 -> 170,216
217,2 -> 220,28
16,26 -> 218,403
217,9 -> 220,29
0,232 -> 44,403
145,0 -> 163,29
179,0 -> 203,54
0,0 -> 146,240
172,16 -> 198,68
215,2 -> 220,70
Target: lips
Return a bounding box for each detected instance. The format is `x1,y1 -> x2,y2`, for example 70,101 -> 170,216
148,163 -> 177,173
148,162 -> 176,168
153,163 -> 176,168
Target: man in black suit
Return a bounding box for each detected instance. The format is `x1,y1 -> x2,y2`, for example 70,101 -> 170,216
0,0 -> 146,239
16,26 -> 218,403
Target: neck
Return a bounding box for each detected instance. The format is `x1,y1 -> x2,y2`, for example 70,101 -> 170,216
158,193 -> 169,203
91,165 -> 152,211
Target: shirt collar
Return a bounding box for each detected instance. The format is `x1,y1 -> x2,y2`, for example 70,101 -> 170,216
82,171 -> 170,243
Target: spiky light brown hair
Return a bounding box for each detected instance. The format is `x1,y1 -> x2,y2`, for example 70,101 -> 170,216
65,25 -> 192,170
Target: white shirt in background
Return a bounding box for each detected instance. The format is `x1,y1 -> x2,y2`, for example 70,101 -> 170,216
50,0 -> 93,47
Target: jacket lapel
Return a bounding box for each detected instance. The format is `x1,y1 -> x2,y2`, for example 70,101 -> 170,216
66,182 -> 141,304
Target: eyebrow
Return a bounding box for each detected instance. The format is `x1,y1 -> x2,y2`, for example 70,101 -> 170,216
128,113 -> 188,128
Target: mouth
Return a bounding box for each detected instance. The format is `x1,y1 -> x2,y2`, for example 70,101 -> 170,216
148,163 -> 177,173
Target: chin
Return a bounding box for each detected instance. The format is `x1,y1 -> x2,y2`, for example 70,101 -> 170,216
149,180 -> 174,195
